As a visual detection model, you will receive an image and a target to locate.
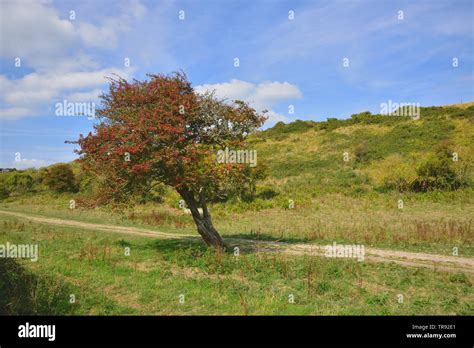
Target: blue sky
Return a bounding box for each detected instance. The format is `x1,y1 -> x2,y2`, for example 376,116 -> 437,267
0,0 -> 473,168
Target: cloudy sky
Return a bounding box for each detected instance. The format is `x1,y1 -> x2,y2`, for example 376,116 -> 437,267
0,0 -> 473,168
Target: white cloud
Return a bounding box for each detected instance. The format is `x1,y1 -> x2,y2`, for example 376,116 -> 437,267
0,0 -> 78,71
195,80 -> 255,101
77,0 -> 146,49
0,0 -> 144,120
0,0 -> 146,70
4,88 -> 57,106
265,110 -> 291,125
194,79 -> 302,126
195,79 -> 301,106
66,89 -> 103,103
0,69 -> 131,120
11,158 -> 53,170
253,81 -> 302,108
195,79 -> 301,126
0,107 -> 35,120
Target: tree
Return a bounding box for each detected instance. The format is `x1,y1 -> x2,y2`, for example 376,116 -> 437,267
77,72 -> 266,249
43,164 -> 78,193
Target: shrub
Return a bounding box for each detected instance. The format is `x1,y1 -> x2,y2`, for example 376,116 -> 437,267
354,143 -> 369,163
409,176 -> 462,192
411,158 -> 463,192
5,172 -> 33,194
212,163 -> 269,202
410,142 -> 465,192
416,157 -> 456,179
43,164 -> 78,193
262,120 -> 316,140
0,183 -> 10,200
365,154 -> 416,191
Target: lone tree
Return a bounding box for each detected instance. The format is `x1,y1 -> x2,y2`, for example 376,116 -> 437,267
77,72 -> 266,249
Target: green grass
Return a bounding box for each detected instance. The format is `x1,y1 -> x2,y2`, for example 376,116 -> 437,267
1,104 -> 473,315
2,188 -> 472,256
0,214 -> 472,315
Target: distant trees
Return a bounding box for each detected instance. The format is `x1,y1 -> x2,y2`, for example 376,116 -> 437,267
0,164 -> 78,198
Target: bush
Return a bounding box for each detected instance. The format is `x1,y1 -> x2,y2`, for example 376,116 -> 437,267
354,143 -> 369,163
0,183 -> 10,200
416,158 -> 456,179
410,158 -> 463,192
367,155 -> 416,192
263,120 -> 316,140
43,164 -> 78,193
410,176 -> 462,192
383,177 -> 411,192
5,172 -> 33,194
410,142 -> 465,192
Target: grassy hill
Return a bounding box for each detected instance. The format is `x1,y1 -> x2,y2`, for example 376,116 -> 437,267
1,103 -> 473,254
0,103 -> 473,315
202,104 -> 473,253
246,104 -> 473,201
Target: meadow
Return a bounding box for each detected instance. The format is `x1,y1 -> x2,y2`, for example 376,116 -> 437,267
1,214 -> 472,315
1,104 -> 473,315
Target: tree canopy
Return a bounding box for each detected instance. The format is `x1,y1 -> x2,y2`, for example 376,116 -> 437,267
77,72 -> 266,248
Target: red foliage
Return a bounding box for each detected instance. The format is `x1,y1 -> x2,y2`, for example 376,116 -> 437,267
77,72 -> 266,201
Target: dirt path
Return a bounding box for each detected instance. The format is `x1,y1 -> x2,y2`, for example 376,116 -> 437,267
1,209 -> 472,275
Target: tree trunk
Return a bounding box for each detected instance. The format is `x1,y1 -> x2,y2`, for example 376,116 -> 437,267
178,188 -> 226,250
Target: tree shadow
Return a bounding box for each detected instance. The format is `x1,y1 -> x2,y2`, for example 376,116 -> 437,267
143,233 -> 308,258
256,189 -> 279,200
224,233 -> 308,244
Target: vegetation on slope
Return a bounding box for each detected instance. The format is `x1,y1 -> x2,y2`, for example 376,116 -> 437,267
1,103 -> 473,315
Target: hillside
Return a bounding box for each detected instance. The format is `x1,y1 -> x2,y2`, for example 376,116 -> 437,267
1,103 -> 473,316
246,104 -> 474,204
1,103 -> 473,255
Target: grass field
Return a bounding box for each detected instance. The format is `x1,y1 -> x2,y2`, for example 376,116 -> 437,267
1,189 -> 472,256
1,105 -> 473,315
1,214 -> 472,315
